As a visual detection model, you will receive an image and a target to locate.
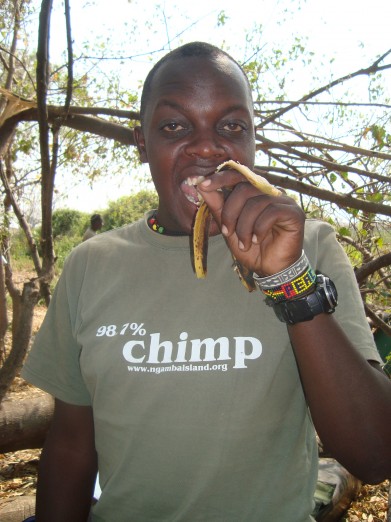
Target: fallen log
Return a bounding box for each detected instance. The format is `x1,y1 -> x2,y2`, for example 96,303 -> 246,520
0,394 -> 53,453
0,495 -> 35,522
315,458 -> 362,521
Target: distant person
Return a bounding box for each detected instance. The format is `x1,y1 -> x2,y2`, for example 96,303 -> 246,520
82,214 -> 103,242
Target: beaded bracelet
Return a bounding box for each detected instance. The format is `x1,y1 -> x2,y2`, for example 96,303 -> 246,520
253,251 -> 317,302
260,266 -> 316,302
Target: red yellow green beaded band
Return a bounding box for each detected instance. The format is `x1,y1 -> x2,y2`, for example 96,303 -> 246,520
147,211 -> 188,236
148,214 -> 165,234
253,251 -> 317,302
261,266 -> 317,302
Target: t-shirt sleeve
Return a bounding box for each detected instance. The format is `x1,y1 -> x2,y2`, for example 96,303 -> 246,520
21,251 -> 92,406
305,220 -> 382,365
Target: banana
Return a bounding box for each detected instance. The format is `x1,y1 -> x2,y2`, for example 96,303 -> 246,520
192,161 -> 281,288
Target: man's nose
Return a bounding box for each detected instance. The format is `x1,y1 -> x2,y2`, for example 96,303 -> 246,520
184,130 -> 225,158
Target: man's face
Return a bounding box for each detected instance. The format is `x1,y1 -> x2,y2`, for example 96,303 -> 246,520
135,56 -> 256,235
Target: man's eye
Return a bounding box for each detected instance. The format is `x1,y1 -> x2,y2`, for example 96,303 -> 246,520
162,122 -> 185,132
223,122 -> 245,132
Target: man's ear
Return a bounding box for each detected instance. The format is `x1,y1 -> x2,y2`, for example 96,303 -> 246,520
134,126 -> 148,163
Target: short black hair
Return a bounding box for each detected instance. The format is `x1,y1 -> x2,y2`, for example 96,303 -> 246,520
139,42 -> 251,126
90,214 -> 102,225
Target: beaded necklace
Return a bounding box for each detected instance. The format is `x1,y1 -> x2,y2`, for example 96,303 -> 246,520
147,213 -> 165,234
147,212 -> 187,236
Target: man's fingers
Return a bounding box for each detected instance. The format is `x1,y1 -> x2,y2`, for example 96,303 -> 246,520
196,187 -> 225,228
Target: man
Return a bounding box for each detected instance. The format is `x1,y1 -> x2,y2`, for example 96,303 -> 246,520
22,42 -> 391,521
82,214 -> 103,241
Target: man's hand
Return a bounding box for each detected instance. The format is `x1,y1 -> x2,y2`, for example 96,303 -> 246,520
197,168 -> 305,276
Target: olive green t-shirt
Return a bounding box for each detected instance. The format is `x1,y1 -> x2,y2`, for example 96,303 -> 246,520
22,215 -> 380,522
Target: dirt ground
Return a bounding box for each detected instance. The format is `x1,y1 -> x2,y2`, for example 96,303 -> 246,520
0,304 -> 390,520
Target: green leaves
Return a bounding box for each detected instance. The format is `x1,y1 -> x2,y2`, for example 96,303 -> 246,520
338,226 -> 351,237
363,124 -> 390,149
217,10 -> 228,27
103,190 -> 158,230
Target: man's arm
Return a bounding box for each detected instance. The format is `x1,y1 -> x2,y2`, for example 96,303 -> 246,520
288,314 -> 391,484
197,173 -> 391,484
36,399 -> 97,522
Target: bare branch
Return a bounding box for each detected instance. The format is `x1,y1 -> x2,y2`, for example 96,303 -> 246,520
254,167 -> 391,217
36,0 -> 52,173
63,0 -> 73,114
0,45 -> 36,91
255,100 -> 391,110
255,134 -> 390,181
355,252 -> 391,283
260,49 -> 391,126
260,139 -> 391,165
0,160 -> 42,274
364,304 -> 391,337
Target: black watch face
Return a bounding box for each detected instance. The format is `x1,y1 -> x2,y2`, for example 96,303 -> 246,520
275,275 -> 338,324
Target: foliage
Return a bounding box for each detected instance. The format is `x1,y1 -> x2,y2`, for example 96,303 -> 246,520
103,190 -> 158,230
7,228 -> 34,260
53,234 -> 81,272
49,190 -> 159,269
52,208 -> 89,238
8,189 -> 157,273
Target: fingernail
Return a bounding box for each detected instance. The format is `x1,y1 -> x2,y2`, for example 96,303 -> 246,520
221,225 -> 228,236
252,234 -> 258,244
238,241 -> 245,250
199,179 -> 211,188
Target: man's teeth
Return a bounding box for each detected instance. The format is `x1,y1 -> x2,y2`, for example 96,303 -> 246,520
186,176 -> 206,186
182,177 -> 205,205
185,194 -> 201,205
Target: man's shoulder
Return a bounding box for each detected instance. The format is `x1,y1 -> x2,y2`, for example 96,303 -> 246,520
304,218 -> 335,241
70,221 -> 142,262
85,220 -> 141,245
60,220 -> 144,282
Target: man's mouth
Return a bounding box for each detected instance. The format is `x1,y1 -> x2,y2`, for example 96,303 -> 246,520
180,176 -> 206,206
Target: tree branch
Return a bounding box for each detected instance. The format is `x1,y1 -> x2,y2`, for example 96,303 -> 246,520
355,252 -> 391,283
254,167 -> 391,217
255,134 -> 390,181
0,160 -> 42,274
364,304 -> 391,337
260,49 -> 391,126
63,0 -> 73,114
259,139 -> 391,165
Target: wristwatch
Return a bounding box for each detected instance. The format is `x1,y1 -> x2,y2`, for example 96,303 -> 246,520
268,274 -> 338,325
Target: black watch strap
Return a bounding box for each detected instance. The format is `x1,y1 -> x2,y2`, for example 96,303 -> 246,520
268,274 -> 338,325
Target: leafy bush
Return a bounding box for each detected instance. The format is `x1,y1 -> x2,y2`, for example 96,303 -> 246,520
8,191 -> 158,270
51,190 -> 158,269
103,190 -> 158,230
52,209 -> 90,238
9,229 -> 30,260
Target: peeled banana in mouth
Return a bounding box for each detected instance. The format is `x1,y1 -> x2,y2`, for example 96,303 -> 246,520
192,160 -> 282,290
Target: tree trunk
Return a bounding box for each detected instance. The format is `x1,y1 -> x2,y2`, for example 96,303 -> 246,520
0,393 -> 53,453
0,279 -> 40,404
0,253 -> 8,357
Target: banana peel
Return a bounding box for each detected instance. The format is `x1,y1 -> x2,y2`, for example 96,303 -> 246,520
192,160 -> 282,290
192,200 -> 212,279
